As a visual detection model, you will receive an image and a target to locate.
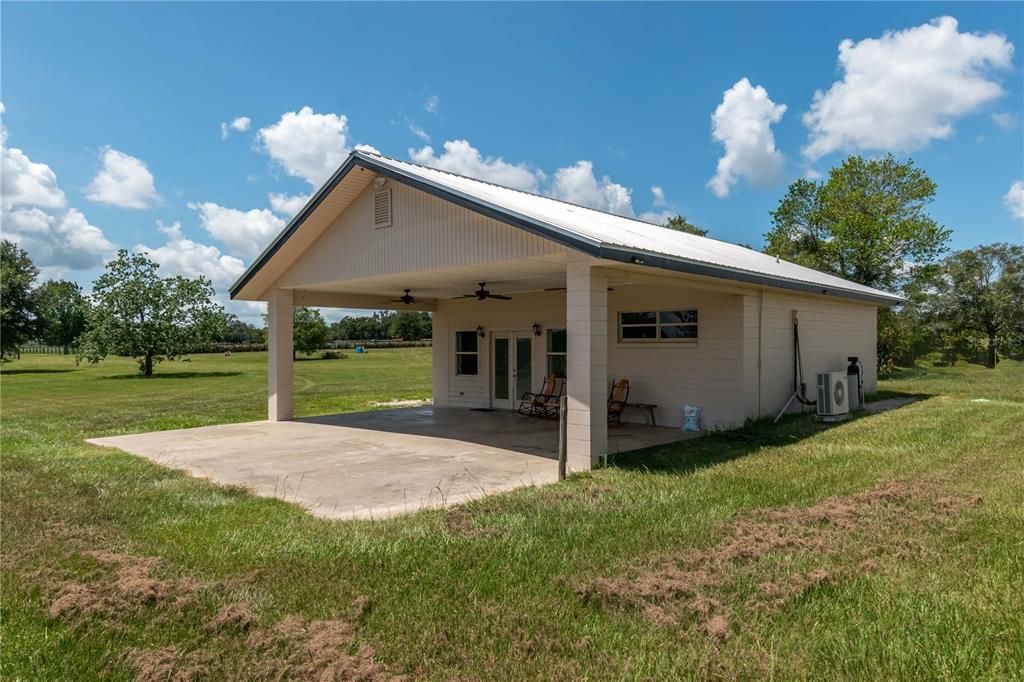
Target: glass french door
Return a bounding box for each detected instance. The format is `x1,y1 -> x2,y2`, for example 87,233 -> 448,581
491,332 -> 533,409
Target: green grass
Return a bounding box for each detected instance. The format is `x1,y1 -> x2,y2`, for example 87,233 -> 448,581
2,351 -> 1022,680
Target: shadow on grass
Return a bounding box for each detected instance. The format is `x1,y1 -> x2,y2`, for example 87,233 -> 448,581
610,392 -> 930,475
101,371 -> 243,380
0,368 -> 79,375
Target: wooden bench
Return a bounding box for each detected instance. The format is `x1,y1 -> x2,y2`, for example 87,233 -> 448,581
623,402 -> 659,426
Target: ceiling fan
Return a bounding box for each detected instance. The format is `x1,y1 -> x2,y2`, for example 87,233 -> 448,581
388,289 -> 417,305
454,282 -> 511,301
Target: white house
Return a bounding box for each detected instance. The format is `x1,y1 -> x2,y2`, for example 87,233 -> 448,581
232,150 -> 902,471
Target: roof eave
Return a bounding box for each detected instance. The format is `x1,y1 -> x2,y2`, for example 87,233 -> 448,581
232,150 -> 905,306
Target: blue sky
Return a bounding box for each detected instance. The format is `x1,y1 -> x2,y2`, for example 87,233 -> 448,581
2,2 -> 1022,320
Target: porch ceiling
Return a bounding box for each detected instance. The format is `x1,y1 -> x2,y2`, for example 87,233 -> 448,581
286,254 -> 579,301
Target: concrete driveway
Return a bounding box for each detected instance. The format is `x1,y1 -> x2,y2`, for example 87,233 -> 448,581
87,407 -> 692,519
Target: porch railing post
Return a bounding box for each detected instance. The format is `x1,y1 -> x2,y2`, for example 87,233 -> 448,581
558,395 -> 568,480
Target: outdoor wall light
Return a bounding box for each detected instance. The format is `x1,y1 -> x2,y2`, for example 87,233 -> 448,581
532,322 -> 542,337
476,325 -> 485,338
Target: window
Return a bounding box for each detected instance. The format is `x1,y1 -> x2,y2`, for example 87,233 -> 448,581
546,328 -> 567,378
619,309 -> 698,343
455,331 -> 478,375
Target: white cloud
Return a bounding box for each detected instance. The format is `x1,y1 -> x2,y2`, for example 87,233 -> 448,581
188,201 -> 285,259
2,146 -> 66,210
410,139 -> 542,192
637,210 -> 675,225
220,116 -> 252,139
803,16 -> 1015,160
1,122 -> 114,271
992,112 -> 1019,129
257,106 -> 350,186
425,95 -> 440,114
548,160 -> 634,216
2,206 -> 114,270
268,192 -> 310,218
650,185 -> 666,207
407,120 -> 430,143
1004,180 -> 1024,220
84,147 -> 160,209
707,78 -> 787,198
354,143 -> 380,155
138,221 -> 247,290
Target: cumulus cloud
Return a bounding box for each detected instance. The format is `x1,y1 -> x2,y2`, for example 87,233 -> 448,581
3,206 -> 114,270
354,143 -> 380,155
220,115 -> 252,139
548,160 -> 634,216
707,78 -> 787,198
803,16 -> 1015,160
188,201 -> 285,259
2,146 -> 67,210
1004,180 -> 1024,220
650,185 -> 666,207
257,106 -> 351,186
268,192 -> 310,218
84,147 -> 160,209
425,95 -> 440,114
1,116 -> 114,271
138,221 -> 247,290
410,139 -> 542,192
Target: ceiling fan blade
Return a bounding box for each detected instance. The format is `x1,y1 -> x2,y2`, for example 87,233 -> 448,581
488,294 -> 512,300
543,287 -> 567,291
452,294 -> 476,299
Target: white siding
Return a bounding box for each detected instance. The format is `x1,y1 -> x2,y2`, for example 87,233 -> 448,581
757,292 -> 878,416
607,287 -> 747,431
275,182 -> 564,289
431,285 -> 879,431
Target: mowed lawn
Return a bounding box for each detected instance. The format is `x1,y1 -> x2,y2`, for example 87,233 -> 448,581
1,350 -> 1022,680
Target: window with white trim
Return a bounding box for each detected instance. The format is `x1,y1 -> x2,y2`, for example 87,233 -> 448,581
546,329 -> 567,378
455,331 -> 479,375
618,309 -> 698,343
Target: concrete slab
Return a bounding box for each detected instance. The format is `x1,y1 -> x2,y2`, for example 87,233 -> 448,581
87,407 -> 695,519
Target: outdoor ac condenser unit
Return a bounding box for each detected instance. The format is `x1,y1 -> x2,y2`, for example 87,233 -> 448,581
816,372 -> 850,421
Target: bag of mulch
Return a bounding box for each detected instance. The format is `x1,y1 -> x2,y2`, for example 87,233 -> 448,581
682,404 -> 703,432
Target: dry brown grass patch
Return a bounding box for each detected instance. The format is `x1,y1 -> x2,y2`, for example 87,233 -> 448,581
575,480 -> 982,643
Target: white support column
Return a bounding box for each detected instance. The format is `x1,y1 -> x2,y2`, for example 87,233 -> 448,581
565,258 -> 608,471
267,288 -> 294,421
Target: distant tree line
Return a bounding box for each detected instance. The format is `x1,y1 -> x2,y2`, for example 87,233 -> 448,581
1,242 -> 432,374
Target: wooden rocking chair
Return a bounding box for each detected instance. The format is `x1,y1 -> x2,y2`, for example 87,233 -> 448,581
537,378 -> 567,418
518,375 -> 557,416
607,378 -> 630,425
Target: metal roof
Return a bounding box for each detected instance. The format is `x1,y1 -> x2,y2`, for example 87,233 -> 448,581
231,150 -> 904,305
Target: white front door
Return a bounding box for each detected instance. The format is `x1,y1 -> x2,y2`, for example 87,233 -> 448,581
491,332 -> 533,409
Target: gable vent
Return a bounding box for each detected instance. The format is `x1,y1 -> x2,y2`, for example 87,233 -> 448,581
373,188 -> 393,228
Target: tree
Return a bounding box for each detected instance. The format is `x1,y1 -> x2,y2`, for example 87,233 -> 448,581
292,306 -> 328,357
35,280 -> 89,353
930,243 -> 1024,368
0,240 -> 40,358
764,155 -> 950,292
218,312 -> 265,344
78,250 -> 223,376
664,215 -> 708,237
387,311 -> 432,340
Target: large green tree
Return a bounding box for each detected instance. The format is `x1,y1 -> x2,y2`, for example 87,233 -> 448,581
764,154 -> 950,291
0,240 -> 40,358
930,243 -> 1024,369
663,215 -> 708,237
292,306 -> 328,357
35,280 -> 89,353
78,250 -> 223,375
387,311 -> 432,340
